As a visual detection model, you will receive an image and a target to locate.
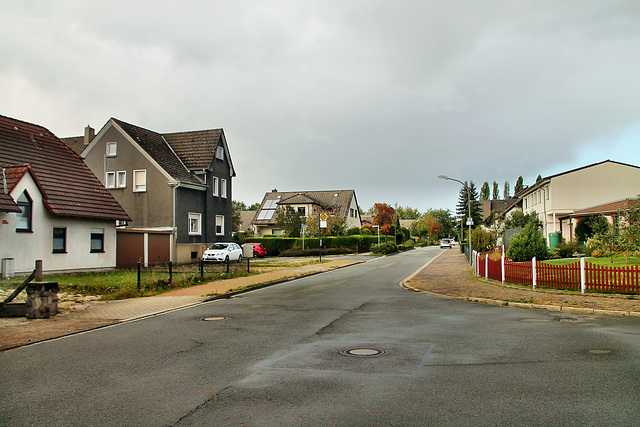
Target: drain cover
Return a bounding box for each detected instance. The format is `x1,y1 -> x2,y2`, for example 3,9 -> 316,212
340,348 -> 387,358
200,316 -> 230,321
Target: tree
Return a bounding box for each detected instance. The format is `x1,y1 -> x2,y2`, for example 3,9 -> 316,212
414,213 -> 440,240
575,215 -> 609,242
395,205 -> 421,219
303,214 -> 347,237
591,219 -> 618,263
503,181 -> 510,199
274,206 -> 304,237
507,223 -> 549,261
429,208 -> 456,239
373,203 -> 396,235
480,182 -> 490,201
492,182 -> 500,200
232,200 -> 260,211
456,181 -> 482,242
231,201 -> 242,232
471,228 -> 497,252
503,211 -> 543,230
618,197 -> 640,262
514,176 -> 524,195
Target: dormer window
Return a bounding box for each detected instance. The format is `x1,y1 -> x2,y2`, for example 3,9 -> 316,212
16,190 -> 32,232
106,142 -> 117,157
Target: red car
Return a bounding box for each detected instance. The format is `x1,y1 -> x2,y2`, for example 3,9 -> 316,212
245,242 -> 267,257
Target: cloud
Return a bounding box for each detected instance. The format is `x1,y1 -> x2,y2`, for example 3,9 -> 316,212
1,0 -> 639,212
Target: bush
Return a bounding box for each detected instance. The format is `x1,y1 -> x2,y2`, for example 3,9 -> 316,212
371,242 -> 398,255
550,239 -> 578,259
471,228 -> 497,252
279,247 -> 354,257
507,223 -> 549,262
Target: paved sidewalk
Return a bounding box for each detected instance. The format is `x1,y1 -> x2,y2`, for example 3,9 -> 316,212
404,249 -> 640,316
0,259 -> 359,351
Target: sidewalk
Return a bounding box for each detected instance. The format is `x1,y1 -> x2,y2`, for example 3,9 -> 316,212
0,259 -> 359,351
404,249 -> 640,316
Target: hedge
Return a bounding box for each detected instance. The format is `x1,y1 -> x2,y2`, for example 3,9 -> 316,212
243,235 -> 382,256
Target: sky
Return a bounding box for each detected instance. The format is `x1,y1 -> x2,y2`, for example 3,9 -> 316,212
2,0 -> 640,214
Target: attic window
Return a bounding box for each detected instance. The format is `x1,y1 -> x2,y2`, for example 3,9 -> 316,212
106,142 -> 117,157
215,146 -> 224,160
334,193 -> 339,197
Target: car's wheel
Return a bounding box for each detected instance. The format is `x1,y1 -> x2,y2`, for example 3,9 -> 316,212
237,255 -> 242,263
253,251 -> 258,258
225,256 -> 229,263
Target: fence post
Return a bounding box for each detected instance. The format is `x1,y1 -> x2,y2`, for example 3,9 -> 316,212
532,256 -> 537,290
137,262 -> 141,290
168,261 -> 172,285
485,254 -> 488,280
501,250 -> 505,284
580,257 -> 586,294
226,258 -> 230,274
200,259 -> 204,279
247,256 -> 250,274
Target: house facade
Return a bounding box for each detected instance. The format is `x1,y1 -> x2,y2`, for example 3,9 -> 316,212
515,160 -> 640,243
252,189 -> 362,237
73,118 -> 235,265
0,115 -> 130,276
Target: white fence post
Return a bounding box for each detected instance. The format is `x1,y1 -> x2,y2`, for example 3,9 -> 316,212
485,253 -> 488,279
501,250 -> 505,284
532,256 -> 537,290
580,257 -> 586,294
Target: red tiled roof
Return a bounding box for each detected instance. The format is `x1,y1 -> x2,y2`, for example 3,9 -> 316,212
0,114 -> 130,221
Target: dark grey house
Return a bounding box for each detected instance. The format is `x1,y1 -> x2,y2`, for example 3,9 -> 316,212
64,118 -> 235,265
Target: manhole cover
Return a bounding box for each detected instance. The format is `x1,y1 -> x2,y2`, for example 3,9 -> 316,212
200,316 -> 230,321
340,348 -> 387,358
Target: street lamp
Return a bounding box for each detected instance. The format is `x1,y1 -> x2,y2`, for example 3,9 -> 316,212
372,225 -> 380,245
438,175 -> 473,264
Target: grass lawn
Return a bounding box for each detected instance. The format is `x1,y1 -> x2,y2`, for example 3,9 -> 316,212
0,258 -> 327,300
545,256 -> 640,268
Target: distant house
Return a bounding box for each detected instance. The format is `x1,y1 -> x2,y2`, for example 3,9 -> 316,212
251,189 -> 362,237
0,114 -> 130,275
67,118 -> 235,266
507,160 -> 640,243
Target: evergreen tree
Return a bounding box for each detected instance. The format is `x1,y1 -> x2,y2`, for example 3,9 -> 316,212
480,182 -> 490,200
514,176 -> 524,195
492,181 -> 499,200
456,181 -> 482,241
503,181 -> 510,198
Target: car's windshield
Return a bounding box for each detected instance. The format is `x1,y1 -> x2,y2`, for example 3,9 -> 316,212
209,243 -> 229,250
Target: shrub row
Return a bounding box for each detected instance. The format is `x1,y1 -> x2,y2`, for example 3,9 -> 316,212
243,235 -> 382,256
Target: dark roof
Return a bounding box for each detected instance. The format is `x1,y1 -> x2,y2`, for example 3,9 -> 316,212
0,114 -> 130,221
59,136 -> 86,155
253,189 -> 357,225
111,119 -> 205,186
163,129 -> 223,170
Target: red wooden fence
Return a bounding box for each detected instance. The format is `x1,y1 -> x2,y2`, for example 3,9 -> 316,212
476,251 -> 640,294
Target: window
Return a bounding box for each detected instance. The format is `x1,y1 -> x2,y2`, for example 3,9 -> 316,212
212,176 -> 219,196
298,207 -> 306,215
16,191 -> 32,232
106,142 -> 117,157
546,187 -> 550,200
90,228 -> 104,253
216,215 -> 224,235
133,170 -> 147,192
106,171 -> 116,188
117,171 -> 126,188
215,146 -> 224,160
221,178 -> 227,198
53,227 -> 66,253
350,208 -> 355,218
189,212 -> 202,235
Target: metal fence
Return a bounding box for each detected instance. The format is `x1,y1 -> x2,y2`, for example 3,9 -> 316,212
135,259 -> 253,289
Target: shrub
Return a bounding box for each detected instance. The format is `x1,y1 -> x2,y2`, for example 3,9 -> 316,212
550,239 -> 578,259
471,228 -> 497,252
371,242 -> 398,255
279,247 -> 354,257
507,223 -> 549,262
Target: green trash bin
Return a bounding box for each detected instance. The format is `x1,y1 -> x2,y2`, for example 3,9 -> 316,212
548,232 -> 561,249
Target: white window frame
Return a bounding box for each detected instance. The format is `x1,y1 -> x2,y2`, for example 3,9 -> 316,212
216,215 -> 224,236
116,171 -> 127,188
133,169 -> 147,192
106,171 -> 116,188
188,212 -> 202,235
90,228 -> 105,253
215,146 -> 224,160
221,178 -> 227,198
212,176 -> 219,196
106,142 -> 117,157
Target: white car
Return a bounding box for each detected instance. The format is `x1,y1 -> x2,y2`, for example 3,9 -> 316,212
202,242 -> 243,263
440,238 -> 452,249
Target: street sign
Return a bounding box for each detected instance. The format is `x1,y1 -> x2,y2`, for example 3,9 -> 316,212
319,213 -> 328,228
466,217 -> 474,226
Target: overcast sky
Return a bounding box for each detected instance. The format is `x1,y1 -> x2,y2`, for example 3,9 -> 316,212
2,1 -> 640,213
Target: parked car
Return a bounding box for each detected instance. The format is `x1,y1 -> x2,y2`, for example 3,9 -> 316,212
202,242 -> 243,263
449,239 -> 458,246
245,242 -> 267,258
440,238 -> 452,249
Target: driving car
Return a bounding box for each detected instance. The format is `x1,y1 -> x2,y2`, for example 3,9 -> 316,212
440,238 -> 452,249
244,242 -> 267,258
202,242 -> 243,263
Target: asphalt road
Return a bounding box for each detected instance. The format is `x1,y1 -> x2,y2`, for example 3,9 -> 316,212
1,247 -> 639,426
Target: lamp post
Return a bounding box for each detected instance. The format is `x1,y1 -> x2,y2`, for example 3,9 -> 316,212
438,175 -> 473,264
372,225 -> 380,245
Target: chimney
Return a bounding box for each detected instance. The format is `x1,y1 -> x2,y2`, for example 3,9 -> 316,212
272,188 -> 278,193
84,125 -> 95,145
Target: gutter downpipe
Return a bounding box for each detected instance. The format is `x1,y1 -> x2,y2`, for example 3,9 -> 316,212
171,182 -> 178,264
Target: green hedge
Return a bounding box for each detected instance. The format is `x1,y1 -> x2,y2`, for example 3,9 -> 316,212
243,235 -> 381,256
